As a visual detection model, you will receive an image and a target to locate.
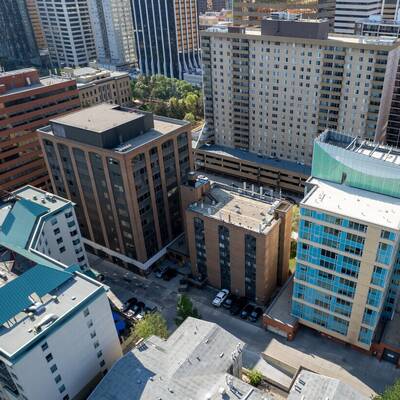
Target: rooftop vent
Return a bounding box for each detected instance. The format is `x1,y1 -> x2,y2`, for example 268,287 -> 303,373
34,313 -> 58,333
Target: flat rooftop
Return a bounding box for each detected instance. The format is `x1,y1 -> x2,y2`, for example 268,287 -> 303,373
303,178 -> 400,230
0,266 -> 102,359
188,184 -> 282,233
12,185 -> 73,214
206,26 -> 400,45
197,144 -> 311,176
89,317 -> 268,400
50,103 -> 144,133
319,130 -> 400,165
288,370 -> 368,400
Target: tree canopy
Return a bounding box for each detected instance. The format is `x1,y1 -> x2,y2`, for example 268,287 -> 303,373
375,379 -> 400,400
131,75 -> 203,122
175,294 -> 201,326
134,312 -> 168,340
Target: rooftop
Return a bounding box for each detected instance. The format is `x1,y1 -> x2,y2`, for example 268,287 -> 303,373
50,103 -> 144,133
197,144 -> 311,176
188,183 -> 283,233
288,370 -> 368,400
0,264 -> 103,360
303,178 -> 400,230
0,186 -> 72,251
88,317 -> 268,400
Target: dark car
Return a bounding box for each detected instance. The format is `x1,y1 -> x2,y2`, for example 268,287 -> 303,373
163,268 -> 177,281
222,294 -> 237,310
240,304 -> 255,319
131,301 -> 145,315
122,297 -> 137,312
230,297 -> 247,315
249,307 -> 263,322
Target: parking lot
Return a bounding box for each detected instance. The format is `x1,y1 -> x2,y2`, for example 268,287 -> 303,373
89,254 -> 400,398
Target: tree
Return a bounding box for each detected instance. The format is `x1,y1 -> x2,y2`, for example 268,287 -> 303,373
184,93 -> 199,115
134,312 -> 168,340
375,380 -> 400,400
247,370 -> 263,387
175,294 -> 201,326
184,112 -> 196,123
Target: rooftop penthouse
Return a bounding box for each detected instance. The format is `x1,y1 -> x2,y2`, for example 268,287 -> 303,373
38,103 -> 189,153
312,130 -> 400,198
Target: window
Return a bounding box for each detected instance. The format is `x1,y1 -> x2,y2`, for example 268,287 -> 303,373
87,319 -> 93,328
93,340 -> 100,349
56,237 -> 63,244
59,385 -> 66,394
83,308 -> 90,317
51,218 -> 57,226
53,228 -> 60,235
59,246 -> 66,253
46,353 -> 53,363
54,375 -> 62,384
63,396 -> 70,400
41,342 -> 48,352
97,350 -> 103,358
90,331 -> 97,339
99,360 -> 105,367
50,364 -> 58,373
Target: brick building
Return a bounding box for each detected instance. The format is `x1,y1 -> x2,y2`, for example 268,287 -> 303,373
0,68 -> 79,192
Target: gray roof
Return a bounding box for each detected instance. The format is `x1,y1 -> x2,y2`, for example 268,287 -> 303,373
89,318 -> 269,400
288,370 -> 369,400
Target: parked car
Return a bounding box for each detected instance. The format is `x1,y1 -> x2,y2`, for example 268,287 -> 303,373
222,294 -> 237,310
163,268 -> 177,281
230,297 -> 247,315
122,297 -> 137,312
155,264 -> 170,279
131,301 -> 145,316
240,304 -> 255,319
212,289 -> 230,307
249,307 -> 263,322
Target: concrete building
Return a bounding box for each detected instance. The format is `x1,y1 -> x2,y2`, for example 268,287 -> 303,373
0,185 -> 89,271
317,0 -> 336,29
292,130 -> 400,350
182,174 -> 292,304
0,248 -> 122,400
36,0 -> 97,68
0,68 -> 80,192
88,0 -> 136,70
131,0 -> 202,83
88,317 -> 267,400
37,104 -> 193,273
198,0 -> 228,14
62,66 -> 132,108
201,16 -> 400,166
355,16 -> 400,148
0,0 -> 41,70
382,0 -> 400,19
333,0 -> 381,34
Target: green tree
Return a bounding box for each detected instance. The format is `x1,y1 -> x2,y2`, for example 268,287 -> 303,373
175,294 -> 201,326
184,112 -> 196,123
375,380 -> 400,400
184,93 -> 199,115
134,312 -> 168,340
247,370 -> 263,387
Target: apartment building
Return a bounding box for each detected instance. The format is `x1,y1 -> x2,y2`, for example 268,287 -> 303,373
0,68 -> 80,192
0,252 -> 122,400
182,174 -> 292,304
355,17 -> 400,148
0,0 -> 41,69
382,0 -> 400,19
62,66 -> 132,107
333,0 -> 382,34
0,185 -> 89,271
131,0 -> 202,84
292,130 -> 400,350
88,0 -> 136,70
37,104 -> 193,273
201,16 -> 400,166
36,0 -> 97,68
89,317 -> 266,400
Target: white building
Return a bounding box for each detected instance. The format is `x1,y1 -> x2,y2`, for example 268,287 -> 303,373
0,263 -> 122,400
0,186 -> 89,270
334,0 -> 382,34
88,0 -> 136,70
36,0 -> 97,68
